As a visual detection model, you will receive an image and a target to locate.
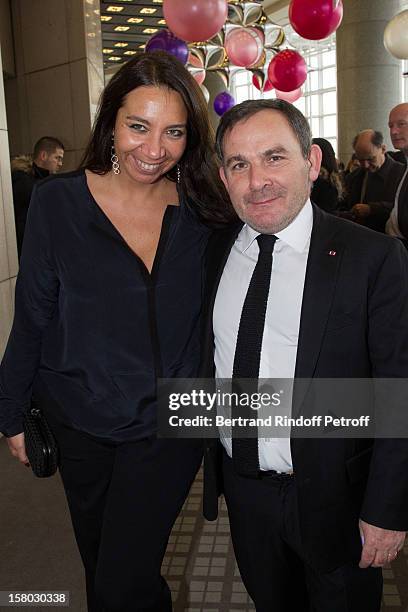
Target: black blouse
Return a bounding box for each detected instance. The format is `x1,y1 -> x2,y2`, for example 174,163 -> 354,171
0,170 -> 209,441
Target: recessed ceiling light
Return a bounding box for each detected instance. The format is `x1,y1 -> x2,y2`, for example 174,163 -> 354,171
100,15 -> 112,21
124,50 -> 137,55
153,0 -> 163,3
140,8 -> 157,14
109,56 -> 122,61
127,17 -> 143,23
158,19 -> 166,24
115,42 -> 128,47
139,44 -> 146,49
143,28 -> 158,34
114,25 -> 130,31
106,6 -> 124,12
103,48 -> 114,54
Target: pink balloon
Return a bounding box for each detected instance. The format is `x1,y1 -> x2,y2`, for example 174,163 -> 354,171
163,0 -> 228,42
225,27 -> 264,68
188,52 -> 206,86
275,87 -> 303,102
289,0 -> 343,40
267,50 -> 307,92
252,74 -> 274,92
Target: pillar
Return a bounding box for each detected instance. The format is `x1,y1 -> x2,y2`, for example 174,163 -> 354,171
336,0 -> 404,163
4,0 -> 104,170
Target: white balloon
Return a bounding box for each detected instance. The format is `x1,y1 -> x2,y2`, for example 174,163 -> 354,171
384,10 -> 408,60
200,84 -> 210,104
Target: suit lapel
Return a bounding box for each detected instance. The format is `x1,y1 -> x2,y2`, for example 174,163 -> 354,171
293,206 -> 344,415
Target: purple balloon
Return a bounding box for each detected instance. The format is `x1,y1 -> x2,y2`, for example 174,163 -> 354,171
214,91 -> 235,116
145,29 -> 189,65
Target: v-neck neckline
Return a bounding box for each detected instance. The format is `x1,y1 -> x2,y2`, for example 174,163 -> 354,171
82,169 -> 178,280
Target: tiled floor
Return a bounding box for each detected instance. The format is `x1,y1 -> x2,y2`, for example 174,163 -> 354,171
166,469 -> 408,611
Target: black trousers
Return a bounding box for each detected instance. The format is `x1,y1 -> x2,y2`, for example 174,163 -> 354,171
48,415 -> 202,612
222,452 -> 383,612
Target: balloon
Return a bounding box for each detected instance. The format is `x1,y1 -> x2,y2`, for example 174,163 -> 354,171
163,0 -> 228,42
252,72 -> 274,92
384,10 -> 408,60
188,52 -> 206,85
267,50 -> 307,92
289,0 -> 343,41
200,84 -> 210,104
225,27 -> 264,68
145,30 -> 189,65
275,87 -> 303,103
214,91 -> 235,116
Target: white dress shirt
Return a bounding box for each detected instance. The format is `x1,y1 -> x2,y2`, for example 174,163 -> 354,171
386,158 -> 408,238
213,200 -> 313,472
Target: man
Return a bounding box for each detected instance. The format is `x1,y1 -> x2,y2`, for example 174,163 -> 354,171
202,99 -> 408,612
386,103 -> 408,244
12,136 -> 64,257
388,102 -> 408,165
344,129 -> 404,232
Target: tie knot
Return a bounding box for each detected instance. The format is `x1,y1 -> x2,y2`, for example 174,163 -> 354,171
256,234 -> 277,254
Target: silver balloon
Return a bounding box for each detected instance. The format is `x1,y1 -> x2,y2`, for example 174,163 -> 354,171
384,10 -> 408,60
200,84 -> 210,104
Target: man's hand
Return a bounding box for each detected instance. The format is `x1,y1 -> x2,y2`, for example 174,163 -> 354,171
359,519 -> 406,568
351,203 -> 371,218
6,432 -> 30,467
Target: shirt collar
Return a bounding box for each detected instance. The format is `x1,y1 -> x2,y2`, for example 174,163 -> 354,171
238,199 -> 313,254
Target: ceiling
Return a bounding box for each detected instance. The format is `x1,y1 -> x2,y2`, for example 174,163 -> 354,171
100,0 -> 291,69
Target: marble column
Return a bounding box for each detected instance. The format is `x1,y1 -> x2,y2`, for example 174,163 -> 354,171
0,42 -> 18,359
4,0 -> 104,170
336,0 -> 404,163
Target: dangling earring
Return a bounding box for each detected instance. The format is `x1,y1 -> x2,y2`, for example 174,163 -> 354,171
111,144 -> 120,175
177,164 -> 181,184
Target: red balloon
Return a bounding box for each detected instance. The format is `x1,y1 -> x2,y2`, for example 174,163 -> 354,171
289,0 -> 343,40
267,50 -> 307,92
225,27 -> 263,68
275,87 -> 303,103
252,74 -> 274,92
163,0 -> 228,42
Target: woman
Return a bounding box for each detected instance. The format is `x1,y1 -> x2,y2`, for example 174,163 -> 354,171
0,52 -> 232,612
311,137 -> 344,213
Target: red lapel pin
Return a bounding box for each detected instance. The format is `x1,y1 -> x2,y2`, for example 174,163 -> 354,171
327,250 -> 337,256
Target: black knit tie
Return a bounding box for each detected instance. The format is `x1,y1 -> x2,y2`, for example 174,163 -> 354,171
232,234 -> 278,477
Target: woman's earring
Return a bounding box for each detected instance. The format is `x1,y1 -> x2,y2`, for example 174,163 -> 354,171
177,164 -> 181,184
111,145 -> 120,175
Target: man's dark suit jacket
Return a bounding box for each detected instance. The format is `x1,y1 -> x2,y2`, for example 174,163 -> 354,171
344,155 -> 404,232
388,149 -> 407,166
201,205 -> 408,573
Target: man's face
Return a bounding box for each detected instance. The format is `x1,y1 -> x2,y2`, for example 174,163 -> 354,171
354,139 -> 385,173
39,148 -> 64,173
219,110 -> 321,234
389,105 -> 408,154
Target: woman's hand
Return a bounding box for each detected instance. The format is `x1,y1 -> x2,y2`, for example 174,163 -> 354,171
6,432 -> 30,466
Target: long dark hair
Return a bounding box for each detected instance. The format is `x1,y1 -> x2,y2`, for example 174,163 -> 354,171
80,51 -> 234,225
312,137 -> 344,198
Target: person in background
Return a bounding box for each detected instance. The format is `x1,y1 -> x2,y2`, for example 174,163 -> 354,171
0,52 -> 232,612
11,136 -> 64,258
311,137 -> 344,213
344,152 -> 360,177
388,103 -> 408,165
386,103 -> 408,246
344,129 -> 404,232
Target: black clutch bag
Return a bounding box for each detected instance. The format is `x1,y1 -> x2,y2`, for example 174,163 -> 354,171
23,401 -> 59,478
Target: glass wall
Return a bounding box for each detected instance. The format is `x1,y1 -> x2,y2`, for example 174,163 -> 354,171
231,31 -> 338,153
